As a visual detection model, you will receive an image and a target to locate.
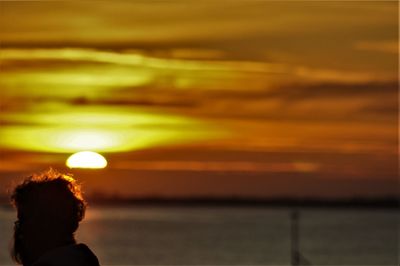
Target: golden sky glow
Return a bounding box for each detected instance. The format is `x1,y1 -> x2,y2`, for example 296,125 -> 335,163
0,1 -> 398,198
0,109 -> 222,152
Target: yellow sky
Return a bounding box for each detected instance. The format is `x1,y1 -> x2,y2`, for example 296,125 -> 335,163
0,1 -> 398,198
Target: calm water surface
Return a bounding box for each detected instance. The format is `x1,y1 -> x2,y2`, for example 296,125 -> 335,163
0,206 -> 398,265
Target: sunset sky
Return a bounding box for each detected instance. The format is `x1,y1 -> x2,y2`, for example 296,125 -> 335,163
0,1 -> 398,198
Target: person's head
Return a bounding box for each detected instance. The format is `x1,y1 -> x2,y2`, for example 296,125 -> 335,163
10,169 -> 86,265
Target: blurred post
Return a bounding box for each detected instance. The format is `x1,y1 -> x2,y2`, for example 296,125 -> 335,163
291,209 -> 300,266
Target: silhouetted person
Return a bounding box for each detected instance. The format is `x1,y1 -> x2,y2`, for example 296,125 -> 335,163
10,169 -> 100,266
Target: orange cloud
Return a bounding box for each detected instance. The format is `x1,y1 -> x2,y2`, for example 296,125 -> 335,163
112,160 -> 319,173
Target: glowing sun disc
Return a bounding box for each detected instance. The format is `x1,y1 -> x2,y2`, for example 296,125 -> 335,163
66,151 -> 107,169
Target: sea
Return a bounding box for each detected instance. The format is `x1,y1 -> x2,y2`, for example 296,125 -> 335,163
0,206 -> 398,265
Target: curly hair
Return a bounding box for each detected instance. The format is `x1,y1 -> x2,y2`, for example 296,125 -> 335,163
10,168 -> 87,265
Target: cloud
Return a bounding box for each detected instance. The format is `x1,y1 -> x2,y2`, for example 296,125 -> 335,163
0,48 -> 285,73
268,81 -> 398,100
69,96 -> 198,108
1,48 -> 397,127
112,160 -> 319,173
354,41 -> 399,54
292,66 -> 397,84
1,48 -> 396,95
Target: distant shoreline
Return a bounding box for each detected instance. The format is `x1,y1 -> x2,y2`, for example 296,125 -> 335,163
2,196 -> 397,209
90,197 -> 400,208
1,196 -> 398,209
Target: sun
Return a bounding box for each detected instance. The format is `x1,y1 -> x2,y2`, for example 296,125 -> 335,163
66,151 -> 108,169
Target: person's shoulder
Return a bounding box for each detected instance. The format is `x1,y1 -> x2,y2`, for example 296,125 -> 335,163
32,243 -> 100,266
75,243 -> 100,266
